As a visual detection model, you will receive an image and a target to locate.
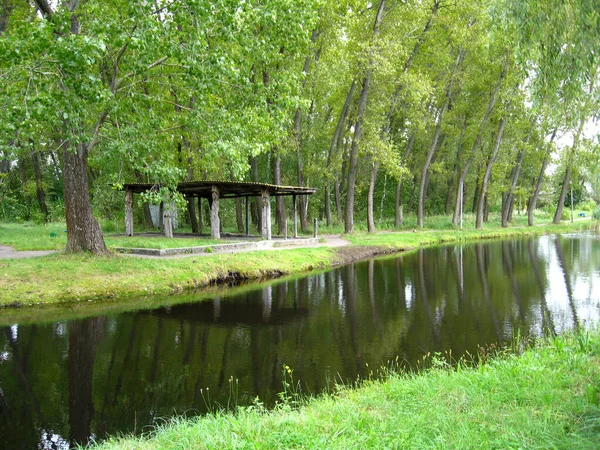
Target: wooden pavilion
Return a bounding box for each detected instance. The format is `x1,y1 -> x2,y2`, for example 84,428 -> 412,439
122,180 -> 316,240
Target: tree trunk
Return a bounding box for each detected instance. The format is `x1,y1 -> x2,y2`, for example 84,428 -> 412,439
135,171 -> 154,229
367,162 -> 378,232
417,49 -> 462,227
395,133 -> 416,228
334,178 -> 342,222
528,128 -> 557,226
472,169 -> 481,214
452,62 -> 507,226
272,150 -> 285,234
31,150 -> 49,222
325,182 -> 332,226
553,121 -> 584,224
294,30 -> 319,232
197,198 -> 203,233
395,179 -> 403,228
0,0 -> 13,34
424,135 -> 443,203
501,135 -> 528,227
250,156 -> 261,232
483,193 -> 490,222
476,115 -> 508,228
326,80 -> 356,227
63,145 -> 107,253
345,0 -> 386,234
235,197 -> 244,233
159,201 -> 164,232
445,118 -> 466,215
553,165 -> 572,224
187,198 -> 199,233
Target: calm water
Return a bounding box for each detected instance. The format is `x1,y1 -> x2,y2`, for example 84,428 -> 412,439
1,235 -> 599,449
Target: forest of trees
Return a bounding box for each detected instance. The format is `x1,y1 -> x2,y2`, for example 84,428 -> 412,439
0,0 -> 599,253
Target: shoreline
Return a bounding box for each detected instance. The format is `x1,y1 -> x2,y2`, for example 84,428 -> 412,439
0,220 -> 592,316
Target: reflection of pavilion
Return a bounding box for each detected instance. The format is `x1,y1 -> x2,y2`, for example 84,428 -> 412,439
122,180 -> 316,240
149,295 -> 309,326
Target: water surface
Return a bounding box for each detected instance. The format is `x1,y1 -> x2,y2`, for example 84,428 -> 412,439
1,234 -> 599,449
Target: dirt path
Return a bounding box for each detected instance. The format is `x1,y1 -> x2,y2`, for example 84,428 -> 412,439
0,245 -> 56,259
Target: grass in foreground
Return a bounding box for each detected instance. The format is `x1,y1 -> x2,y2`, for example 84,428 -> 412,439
94,330 -> 600,450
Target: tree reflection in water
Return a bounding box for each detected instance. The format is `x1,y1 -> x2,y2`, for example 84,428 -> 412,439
0,235 -> 598,448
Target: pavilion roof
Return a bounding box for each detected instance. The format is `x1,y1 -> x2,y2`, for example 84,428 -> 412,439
122,180 -> 317,198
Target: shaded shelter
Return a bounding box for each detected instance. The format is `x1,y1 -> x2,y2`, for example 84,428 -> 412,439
122,180 -> 316,240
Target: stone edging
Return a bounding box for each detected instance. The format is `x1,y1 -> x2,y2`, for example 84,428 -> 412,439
113,238 -> 320,256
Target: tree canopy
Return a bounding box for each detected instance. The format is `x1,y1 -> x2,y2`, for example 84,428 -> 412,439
1,0 -> 598,251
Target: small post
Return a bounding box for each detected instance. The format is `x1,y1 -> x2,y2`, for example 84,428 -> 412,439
125,188 -> 134,236
293,194 -> 298,238
245,195 -> 250,236
313,218 -> 318,238
284,217 -> 288,240
211,185 -> 221,240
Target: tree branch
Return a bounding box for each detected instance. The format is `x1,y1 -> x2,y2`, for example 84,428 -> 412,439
115,56 -> 169,90
86,111 -> 109,154
33,0 -> 54,17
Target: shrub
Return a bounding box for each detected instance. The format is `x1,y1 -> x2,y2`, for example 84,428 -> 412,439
579,200 -> 597,211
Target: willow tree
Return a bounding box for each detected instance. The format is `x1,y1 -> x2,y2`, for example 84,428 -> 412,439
507,0 -> 600,223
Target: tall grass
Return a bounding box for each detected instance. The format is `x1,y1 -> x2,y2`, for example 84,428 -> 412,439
93,329 -> 600,450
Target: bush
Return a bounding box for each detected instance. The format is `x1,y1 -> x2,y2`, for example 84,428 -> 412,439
593,207 -> 600,221
579,200 -> 597,212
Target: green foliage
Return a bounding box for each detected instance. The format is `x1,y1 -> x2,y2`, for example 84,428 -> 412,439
579,200 -> 597,212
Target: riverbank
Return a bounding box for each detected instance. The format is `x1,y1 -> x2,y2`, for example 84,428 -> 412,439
0,219 -> 591,308
94,330 -> 600,449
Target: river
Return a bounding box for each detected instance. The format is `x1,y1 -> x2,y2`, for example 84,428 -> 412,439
1,234 -> 599,449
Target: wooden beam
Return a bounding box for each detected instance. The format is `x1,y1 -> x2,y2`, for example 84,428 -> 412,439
211,185 -> 221,239
261,188 -> 272,240
125,188 -> 134,236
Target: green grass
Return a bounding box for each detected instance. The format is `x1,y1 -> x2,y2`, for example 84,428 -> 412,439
0,222 -> 228,250
105,236 -> 225,249
93,330 -> 600,450
345,219 -> 591,249
0,216 -> 592,309
0,222 -> 68,250
0,247 -> 334,308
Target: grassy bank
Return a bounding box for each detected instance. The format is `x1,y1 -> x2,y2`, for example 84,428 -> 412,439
0,217 -> 592,308
94,330 -> 600,449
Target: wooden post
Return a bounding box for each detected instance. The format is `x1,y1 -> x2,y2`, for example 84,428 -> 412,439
261,188 -> 272,240
245,195 -> 249,236
125,188 -> 134,236
211,185 -> 220,240
293,194 -> 298,238
313,217 -> 318,238
163,206 -> 173,238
